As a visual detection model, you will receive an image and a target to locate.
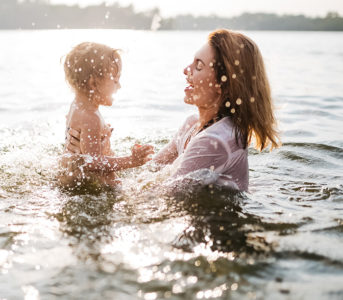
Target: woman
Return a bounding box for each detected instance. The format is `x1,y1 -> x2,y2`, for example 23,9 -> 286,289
153,29 -> 279,191
66,29 -> 280,191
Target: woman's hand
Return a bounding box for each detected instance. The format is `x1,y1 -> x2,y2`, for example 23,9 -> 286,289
131,144 -> 155,167
66,128 -> 81,154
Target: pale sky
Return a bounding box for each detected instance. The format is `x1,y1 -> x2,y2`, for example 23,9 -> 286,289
49,0 -> 343,17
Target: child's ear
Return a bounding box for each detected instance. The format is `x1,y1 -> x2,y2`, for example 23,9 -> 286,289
88,76 -> 96,91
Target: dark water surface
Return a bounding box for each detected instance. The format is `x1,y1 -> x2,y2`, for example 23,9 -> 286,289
0,30 -> 343,299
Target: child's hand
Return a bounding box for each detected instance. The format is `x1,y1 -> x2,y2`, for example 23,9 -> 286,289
131,144 -> 154,167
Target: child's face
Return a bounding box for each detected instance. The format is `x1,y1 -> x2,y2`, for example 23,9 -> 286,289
96,62 -> 122,106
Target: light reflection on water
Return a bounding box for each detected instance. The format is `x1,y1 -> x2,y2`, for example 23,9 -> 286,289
0,29 -> 343,299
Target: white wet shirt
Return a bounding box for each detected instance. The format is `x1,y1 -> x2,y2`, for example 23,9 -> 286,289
171,115 -> 249,191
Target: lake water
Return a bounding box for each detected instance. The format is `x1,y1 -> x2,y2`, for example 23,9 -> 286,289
0,29 -> 343,299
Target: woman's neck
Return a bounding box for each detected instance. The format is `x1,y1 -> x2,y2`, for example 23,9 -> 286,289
74,92 -> 99,111
196,104 -> 220,130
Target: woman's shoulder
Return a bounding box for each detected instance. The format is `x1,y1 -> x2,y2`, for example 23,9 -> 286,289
202,117 -> 234,139
184,114 -> 198,127
177,114 -> 198,135
191,117 -> 244,151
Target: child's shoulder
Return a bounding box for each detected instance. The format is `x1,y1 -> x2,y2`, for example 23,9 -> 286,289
68,107 -> 103,130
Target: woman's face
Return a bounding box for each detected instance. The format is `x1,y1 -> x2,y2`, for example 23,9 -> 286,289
183,43 -> 221,109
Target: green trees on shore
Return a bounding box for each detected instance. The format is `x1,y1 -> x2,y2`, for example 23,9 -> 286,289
161,12 -> 343,31
1,0 -> 342,31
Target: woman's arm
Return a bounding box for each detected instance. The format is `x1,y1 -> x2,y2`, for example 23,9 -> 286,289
153,114 -> 199,166
153,138 -> 178,165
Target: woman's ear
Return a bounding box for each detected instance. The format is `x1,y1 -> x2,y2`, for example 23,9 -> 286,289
216,83 -> 222,95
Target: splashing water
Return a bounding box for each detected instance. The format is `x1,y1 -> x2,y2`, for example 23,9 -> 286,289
0,29 -> 343,300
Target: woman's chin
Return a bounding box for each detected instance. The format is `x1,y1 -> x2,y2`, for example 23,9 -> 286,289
184,95 -> 195,105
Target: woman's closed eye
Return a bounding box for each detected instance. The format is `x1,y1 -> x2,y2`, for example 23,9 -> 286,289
196,60 -> 204,71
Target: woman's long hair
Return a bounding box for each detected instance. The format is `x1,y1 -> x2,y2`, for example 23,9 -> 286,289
208,29 -> 280,151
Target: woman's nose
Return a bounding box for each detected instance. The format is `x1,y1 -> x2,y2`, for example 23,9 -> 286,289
183,65 -> 191,75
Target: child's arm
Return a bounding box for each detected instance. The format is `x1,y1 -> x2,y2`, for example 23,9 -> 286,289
69,119 -> 154,172
79,113 -> 103,156
84,144 -> 154,173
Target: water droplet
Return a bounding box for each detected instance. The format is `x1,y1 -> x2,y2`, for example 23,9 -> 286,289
209,62 -> 214,67
210,140 -> 218,149
234,60 -> 240,66
221,75 -> 227,82
78,68 -> 82,72
225,101 -> 231,107
90,59 -> 94,63
236,49 -> 240,54
240,43 -> 244,49
232,74 -> 236,79
209,82 -> 213,87
250,97 -> 255,103
230,108 -> 235,114
101,55 -> 104,60
236,98 -> 242,105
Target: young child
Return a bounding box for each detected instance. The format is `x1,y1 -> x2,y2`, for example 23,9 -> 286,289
59,42 -> 153,188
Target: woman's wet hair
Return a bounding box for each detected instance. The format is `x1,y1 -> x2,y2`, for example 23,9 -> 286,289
208,29 -> 280,151
63,42 -> 121,96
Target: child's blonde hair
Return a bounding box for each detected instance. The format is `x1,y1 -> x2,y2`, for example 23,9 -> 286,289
64,42 -> 121,95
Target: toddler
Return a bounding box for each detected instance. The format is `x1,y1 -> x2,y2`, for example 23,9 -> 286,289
59,42 -> 153,188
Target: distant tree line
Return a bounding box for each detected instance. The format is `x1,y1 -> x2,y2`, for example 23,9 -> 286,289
0,0 -> 156,29
161,12 -> 343,31
1,0 -> 343,31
